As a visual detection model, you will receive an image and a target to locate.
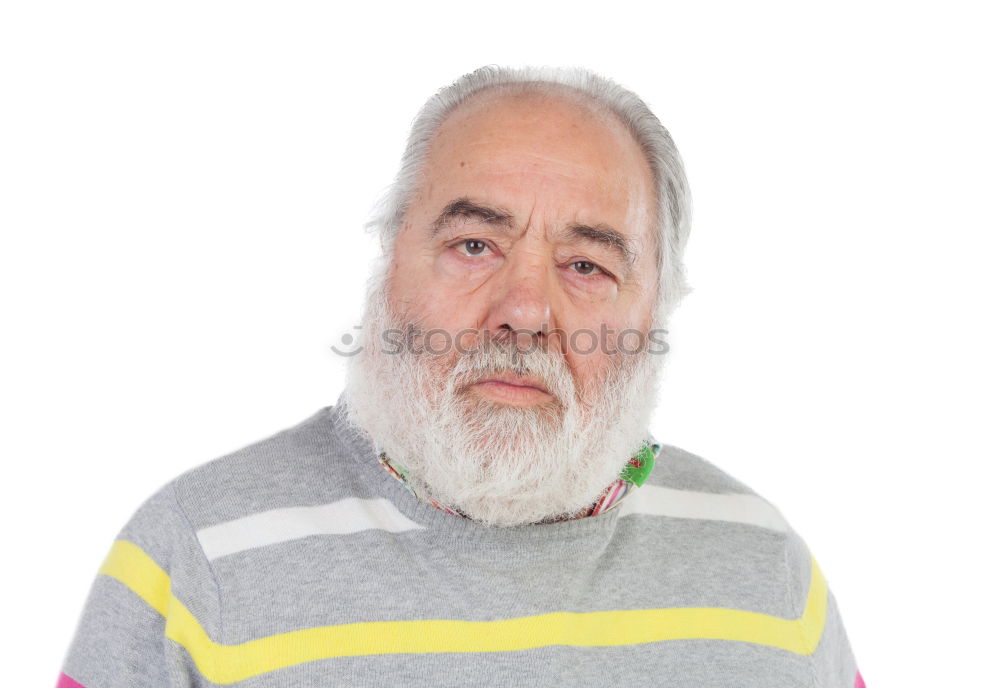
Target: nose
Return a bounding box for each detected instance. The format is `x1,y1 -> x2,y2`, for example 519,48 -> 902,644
483,254 -> 553,348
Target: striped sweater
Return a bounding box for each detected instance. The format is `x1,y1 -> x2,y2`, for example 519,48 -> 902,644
58,400 -> 865,687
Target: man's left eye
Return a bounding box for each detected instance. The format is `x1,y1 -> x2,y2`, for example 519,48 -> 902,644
571,261 -> 604,276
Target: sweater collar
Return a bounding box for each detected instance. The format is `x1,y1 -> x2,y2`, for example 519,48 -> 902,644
376,439 -> 660,521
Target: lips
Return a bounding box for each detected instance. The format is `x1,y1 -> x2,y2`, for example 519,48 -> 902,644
474,372 -> 551,395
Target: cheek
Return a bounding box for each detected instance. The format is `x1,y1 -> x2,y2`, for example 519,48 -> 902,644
557,310 -> 648,390
561,348 -> 611,406
397,249 -> 502,328
389,243 -> 493,319
390,270 -> 493,334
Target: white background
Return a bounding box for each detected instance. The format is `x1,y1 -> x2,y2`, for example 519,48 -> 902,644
3,2 -> 997,685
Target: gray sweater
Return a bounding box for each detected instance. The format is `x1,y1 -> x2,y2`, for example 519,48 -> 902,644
58,399 -> 863,687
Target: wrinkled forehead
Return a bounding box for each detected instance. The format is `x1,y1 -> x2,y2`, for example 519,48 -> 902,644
418,88 -> 658,249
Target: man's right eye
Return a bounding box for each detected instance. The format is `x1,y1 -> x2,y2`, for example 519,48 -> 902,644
458,239 -> 489,256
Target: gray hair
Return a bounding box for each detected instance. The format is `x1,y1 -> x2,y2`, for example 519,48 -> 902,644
365,65 -> 693,324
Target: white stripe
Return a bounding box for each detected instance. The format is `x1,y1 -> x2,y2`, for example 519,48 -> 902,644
618,485 -> 789,532
196,497 -> 425,561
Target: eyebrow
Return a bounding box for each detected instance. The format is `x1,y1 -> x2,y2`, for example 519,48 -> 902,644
429,196 -> 637,276
560,222 -> 637,268
429,198 -> 515,237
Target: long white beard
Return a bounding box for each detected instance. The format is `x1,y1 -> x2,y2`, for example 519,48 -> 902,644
343,260 -> 664,527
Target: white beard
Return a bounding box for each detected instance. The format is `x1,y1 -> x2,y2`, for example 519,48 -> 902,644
343,259 -> 665,527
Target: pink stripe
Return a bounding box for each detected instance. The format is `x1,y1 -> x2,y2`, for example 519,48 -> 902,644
56,672 -> 86,688
593,485 -> 615,515
855,669 -> 866,688
602,481 -> 624,510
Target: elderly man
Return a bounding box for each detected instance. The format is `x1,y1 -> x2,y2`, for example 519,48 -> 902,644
57,66 -> 864,688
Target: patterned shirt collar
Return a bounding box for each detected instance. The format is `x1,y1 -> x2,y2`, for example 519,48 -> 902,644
377,438 -> 661,520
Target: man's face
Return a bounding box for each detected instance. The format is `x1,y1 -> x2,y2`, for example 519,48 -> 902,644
345,90 -> 664,527
387,91 -> 659,406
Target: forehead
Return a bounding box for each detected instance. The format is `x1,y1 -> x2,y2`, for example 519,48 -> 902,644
418,90 -> 657,248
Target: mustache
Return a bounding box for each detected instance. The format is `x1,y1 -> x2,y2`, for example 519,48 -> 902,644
401,324 -> 637,412
429,333 -> 575,406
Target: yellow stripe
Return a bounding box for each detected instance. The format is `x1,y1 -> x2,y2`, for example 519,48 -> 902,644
99,540 -> 171,615
100,539 -> 828,684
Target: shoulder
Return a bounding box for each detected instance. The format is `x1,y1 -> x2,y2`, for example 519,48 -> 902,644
635,442 -> 843,641
116,405 -> 369,561
101,407 -> 366,631
636,440 -> 808,583
169,406 -> 369,530
642,442 -> 849,642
